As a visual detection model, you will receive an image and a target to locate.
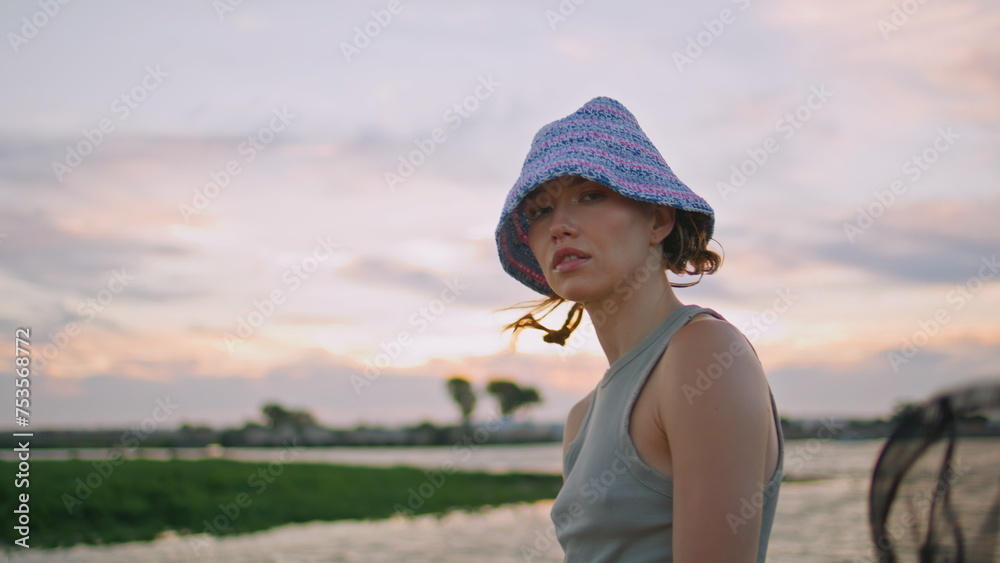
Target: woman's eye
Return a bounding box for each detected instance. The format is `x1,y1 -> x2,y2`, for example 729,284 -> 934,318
581,191 -> 604,202
526,205 -> 551,220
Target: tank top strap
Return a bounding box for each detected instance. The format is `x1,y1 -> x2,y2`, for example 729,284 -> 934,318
630,305 -> 727,387
652,304 -> 723,348
621,304 -> 762,409
599,304 -> 718,388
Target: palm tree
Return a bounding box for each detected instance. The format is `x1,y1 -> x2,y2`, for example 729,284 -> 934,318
446,376 -> 477,429
486,379 -> 542,419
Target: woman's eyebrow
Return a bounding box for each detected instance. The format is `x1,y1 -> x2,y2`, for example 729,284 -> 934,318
524,189 -> 547,203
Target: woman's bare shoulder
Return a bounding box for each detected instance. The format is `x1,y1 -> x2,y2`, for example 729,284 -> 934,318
669,312 -> 756,364
653,312 -> 766,407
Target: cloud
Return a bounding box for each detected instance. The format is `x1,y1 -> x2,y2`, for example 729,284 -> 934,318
816,197 -> 1000,284
771,337 -> 1000,418
337,256 -> 445,296
0,137 -> 65,185
0,208 -> 189,291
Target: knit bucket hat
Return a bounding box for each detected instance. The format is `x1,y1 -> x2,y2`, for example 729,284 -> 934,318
495,96 -> 715,295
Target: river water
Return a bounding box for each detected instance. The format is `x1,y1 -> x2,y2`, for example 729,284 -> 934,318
4,438 -> 996,562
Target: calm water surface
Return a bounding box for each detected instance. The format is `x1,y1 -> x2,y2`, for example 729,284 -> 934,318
7,438 -> 992,562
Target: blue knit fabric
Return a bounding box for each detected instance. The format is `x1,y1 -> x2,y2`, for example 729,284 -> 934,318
495,97 -> 714,295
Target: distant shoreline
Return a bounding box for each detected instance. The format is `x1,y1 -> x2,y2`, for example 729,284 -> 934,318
7,415 -> 992,452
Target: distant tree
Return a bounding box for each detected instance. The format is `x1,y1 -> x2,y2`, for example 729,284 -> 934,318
446,376 -> 477,428
262,403 -> 292,428
486,379 -> 543,419
889,401 -> 919,426
292,410 -> 316,428
486,380 -> 518,416
262,403 -> 317,431
517,387 -> 541,419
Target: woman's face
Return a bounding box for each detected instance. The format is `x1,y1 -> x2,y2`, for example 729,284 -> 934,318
523,177 -> 675,305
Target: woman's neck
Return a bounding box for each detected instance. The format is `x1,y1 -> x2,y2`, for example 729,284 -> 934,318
584,274 -> 684,366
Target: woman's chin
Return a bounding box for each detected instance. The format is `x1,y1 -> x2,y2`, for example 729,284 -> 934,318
548,279 -> 606,305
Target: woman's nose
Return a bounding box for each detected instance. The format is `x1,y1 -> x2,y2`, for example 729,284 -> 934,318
549,203 -> 578,239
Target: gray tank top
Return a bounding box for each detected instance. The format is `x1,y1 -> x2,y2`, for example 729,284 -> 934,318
550,304 -> 784,562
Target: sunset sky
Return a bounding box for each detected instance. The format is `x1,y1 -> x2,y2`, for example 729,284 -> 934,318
1,0 -> 998,430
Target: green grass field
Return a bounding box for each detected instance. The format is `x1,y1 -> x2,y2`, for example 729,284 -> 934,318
0,458 -> 563,549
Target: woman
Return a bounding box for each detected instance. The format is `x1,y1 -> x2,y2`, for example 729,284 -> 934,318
495,97 -> 784,561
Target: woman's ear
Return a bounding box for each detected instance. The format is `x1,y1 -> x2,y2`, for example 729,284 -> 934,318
649,205 -> 676,245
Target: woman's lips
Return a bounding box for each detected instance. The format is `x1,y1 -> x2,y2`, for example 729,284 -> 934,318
551,247 -> 591,273
554,256 -> 590,273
